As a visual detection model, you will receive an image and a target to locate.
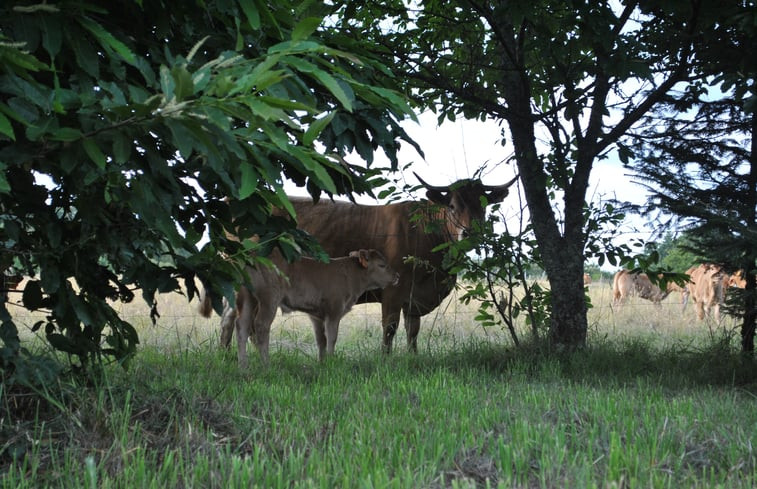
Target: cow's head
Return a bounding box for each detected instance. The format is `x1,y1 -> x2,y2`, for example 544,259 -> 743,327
414,173 -> 518,240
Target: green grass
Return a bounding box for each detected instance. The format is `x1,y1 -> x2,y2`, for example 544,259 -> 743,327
3,281 -> 757,488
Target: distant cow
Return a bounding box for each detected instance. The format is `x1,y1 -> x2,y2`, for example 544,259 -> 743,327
201,249 -> 398,368
583,273 -> 592,285
612,270 -> 671,306
219,174 -> 518,353
684,263 -> 746,322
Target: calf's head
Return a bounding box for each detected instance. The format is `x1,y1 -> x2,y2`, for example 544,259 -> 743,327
349,249 -> 399,287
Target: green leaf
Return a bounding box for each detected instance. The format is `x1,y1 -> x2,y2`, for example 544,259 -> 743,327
83,138 -> 107,169
78,17 -> 136,65
309,69 -> 353,112
228,54 -> 282,96
171,65 -> 194,100
246,99 -> 288,121
303,111 -> 335,146
112,133 -> 132,164
41,14 -> 63,58
239,0 -> 260,30
50,127 -> 83,142
289,147 -> 336,194
283,56 -> 355,111
47,333 -> 77,354
0,45 -> 47,72
0,166 -> 10,194
274,185 -> 296,218
192,67 -> 212,93
365,86 -> 416,120
239,162 -> 258,199
292,17 -> 322,41
0,112 -> 15,140
160,65 -> 175,101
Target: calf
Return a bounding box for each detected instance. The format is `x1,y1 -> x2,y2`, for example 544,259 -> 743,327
202,249 -> 398,368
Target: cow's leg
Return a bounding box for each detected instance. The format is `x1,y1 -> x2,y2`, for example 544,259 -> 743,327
381,305 -> 402,354
695,300 -> 705,320
235,288 -> 253,369
403,308 -> 421,353
713,303 -> 721,323
309,315 -> 327,361
219,297 -> 236,349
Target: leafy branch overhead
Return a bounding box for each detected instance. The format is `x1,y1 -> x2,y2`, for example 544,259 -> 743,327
0,1 -> 418,376
327,0 -> 754,349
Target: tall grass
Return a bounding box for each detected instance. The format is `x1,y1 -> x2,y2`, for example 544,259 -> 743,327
3,280 -> 756,488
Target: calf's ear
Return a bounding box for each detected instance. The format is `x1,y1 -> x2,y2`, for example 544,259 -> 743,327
348,250 -> 369,268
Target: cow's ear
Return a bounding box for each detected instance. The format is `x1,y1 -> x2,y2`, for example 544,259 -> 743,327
426,189 -> 451,206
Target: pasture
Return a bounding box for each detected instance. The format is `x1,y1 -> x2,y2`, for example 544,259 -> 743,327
2,279 -> 757,488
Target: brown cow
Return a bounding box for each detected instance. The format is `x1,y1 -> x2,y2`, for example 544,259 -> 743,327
583,273 -> 592,285
219,174 -> 518,353
684,263 -> 746,322
201,249 -> 399,368
612,270 -> 671,306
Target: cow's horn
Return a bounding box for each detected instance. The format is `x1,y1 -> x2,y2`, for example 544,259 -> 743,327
483,174 -> 519,191
413,172 -> 448,192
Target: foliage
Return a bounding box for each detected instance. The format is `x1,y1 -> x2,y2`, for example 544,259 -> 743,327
0,1 -> 417,377
451,203 -> 549,346
327,0 -> 734,348
626,4 -> 756,350
644,232 -> 700,272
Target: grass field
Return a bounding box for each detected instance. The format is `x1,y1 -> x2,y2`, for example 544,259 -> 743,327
2,279 -> 756,488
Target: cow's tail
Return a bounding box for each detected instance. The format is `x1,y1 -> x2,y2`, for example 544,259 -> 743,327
198,287 -> 213,318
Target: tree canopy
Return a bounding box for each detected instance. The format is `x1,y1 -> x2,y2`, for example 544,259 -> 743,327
627,4 -> 756,350
328,0 -> 743,347
0,0 -> 418,378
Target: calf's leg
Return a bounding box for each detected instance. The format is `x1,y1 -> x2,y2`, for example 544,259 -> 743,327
235,288 -> 254,369
252,301 -> 276,366
324,316 -> 341,358
309,315 -> 327,361
219,298 -> 236,349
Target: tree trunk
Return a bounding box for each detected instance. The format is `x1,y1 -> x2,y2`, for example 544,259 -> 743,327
741,270 -> 756,353
507,117 -> 589,349
543,243 -> 588,348
741,113 -> 757,353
